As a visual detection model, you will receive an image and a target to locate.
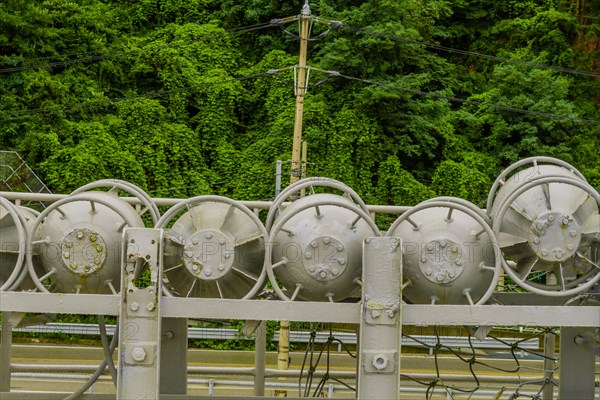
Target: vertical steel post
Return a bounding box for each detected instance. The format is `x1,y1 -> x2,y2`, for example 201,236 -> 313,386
117,228 -> 163,400
160,318 -> 188,395
275,160 -> 282,197
254,320 -> 266,396
357,237 -> 403,399
558,327 -> 596,400
300,141 -> 308,197
0,312 -> 13,392
542,332 -> 555,400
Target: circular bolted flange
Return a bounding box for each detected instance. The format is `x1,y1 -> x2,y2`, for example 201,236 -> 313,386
387,199 -> 502,305
182,229 -> 234,281
155,195 -> 269,299
528,212 -> 581,263
492,176 -> 600,296
303,236 -> 348,281
266,198 -> 380,302
419,238 -> 465,284
61,228 -> 107,275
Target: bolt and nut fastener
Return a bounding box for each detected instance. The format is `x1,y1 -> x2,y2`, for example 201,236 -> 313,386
132,347 -> 146,362
372,355 -> 388,371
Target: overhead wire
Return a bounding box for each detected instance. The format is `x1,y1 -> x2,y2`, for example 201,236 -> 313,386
316,20 -> 600,78
0,67 -> 292,123
307,66 -> 600,125
0,18 -> 296,73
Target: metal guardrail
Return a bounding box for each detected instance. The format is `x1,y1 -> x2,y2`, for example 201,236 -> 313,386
12,323 -> 539,350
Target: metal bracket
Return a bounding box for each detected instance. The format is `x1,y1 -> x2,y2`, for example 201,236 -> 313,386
117,228 -> 163,400
364,299 -> 399,325
362,350 -> 398,374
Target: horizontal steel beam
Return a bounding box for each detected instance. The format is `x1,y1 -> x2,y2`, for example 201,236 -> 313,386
13,323 -> 540,349
0,191 -> 410,214
1,292 -> 598,326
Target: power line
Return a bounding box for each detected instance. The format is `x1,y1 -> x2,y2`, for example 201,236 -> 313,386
0,68 -> 291,123
308,66 -> 600,125
0,18 -> 296,73
322,22 -> 600,78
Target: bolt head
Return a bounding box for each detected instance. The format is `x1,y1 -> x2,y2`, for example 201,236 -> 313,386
192,238 -> 199,245
218,264 -> 225,271
337,245 -> 344,251
421,257 -> 427,263
323,237 -> 330,244
425,268 -> 432,276
426,243 -> 434,251
541,249 -> 549,256
130,302 -> 139,311
449,271 -> 455,278
205,232 -> 213,239
371,310 -> 380,318
63,252 -> 70,259
305,251 -> 312,259
562,218 -> 570,225
311,242 -> 318,248
537,222 -> 544,230
533,237 -> 540,244
332,268 -> 339,276
567,244 -> 575,251
337,258 -> 346,265
307,265 -> 315,272
224,253 -> 231,259
205,269 -> 212,276
185,251 -> 193,258
570,230 -> 577,237
436,274 -> 444,282
132,347 -> 146,362
455,259 -> 463,266
219,238 -> 226,245
319,271 -> 327,279
192,264 -> 199,271
548,215 -> 555,222
146,303 -> 155,311
372,355 -> 388,370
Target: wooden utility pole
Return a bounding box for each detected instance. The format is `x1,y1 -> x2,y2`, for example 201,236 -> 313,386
277,7 -> 311,397
290,1 -> 311,184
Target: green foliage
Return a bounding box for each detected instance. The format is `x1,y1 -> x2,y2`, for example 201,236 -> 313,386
1,0 -> 598,202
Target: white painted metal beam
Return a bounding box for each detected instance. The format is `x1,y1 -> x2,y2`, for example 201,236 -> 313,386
1,293 -> 598,326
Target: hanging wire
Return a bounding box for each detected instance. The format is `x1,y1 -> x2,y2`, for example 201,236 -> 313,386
307,66 -> 600,125
0,67 -> 293,123
399,326 -> 562,399
0,18 -> 297,72
315,20 -> 600,78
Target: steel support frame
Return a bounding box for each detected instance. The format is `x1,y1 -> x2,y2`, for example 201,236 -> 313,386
1,292 -> 598,326
116,228 -> 164,400
357,237 -> 403,399
1,227 -> 599,399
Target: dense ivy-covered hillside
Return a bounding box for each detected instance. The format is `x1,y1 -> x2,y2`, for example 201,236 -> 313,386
1,0 -> 598,205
